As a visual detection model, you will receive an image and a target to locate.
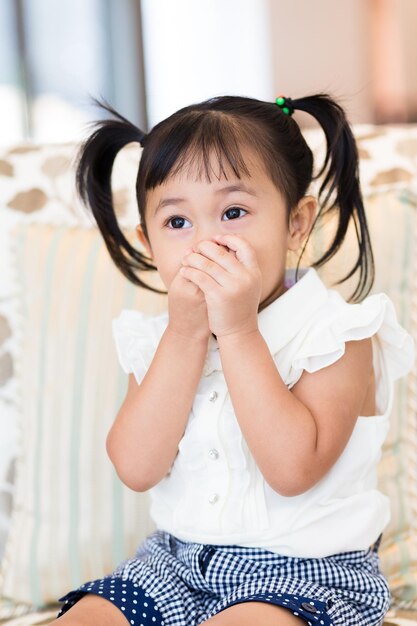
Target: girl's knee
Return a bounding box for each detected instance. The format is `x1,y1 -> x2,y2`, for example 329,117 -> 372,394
53,593 -> 128,626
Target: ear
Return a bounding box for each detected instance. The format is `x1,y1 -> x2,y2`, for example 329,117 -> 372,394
135,223 -> 153,259
287,195 -> 317,251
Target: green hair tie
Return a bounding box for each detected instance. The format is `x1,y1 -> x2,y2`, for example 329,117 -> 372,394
275,95 -> 294,116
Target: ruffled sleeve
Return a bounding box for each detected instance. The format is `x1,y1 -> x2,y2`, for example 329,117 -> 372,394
111,309 -> 168,385
288,292 -> 415,396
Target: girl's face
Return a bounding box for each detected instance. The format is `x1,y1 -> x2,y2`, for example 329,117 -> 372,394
137,146 -> 316,309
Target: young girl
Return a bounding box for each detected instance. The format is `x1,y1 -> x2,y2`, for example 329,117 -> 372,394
54,94 -> 414,626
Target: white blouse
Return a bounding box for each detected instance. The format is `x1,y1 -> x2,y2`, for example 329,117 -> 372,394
111,267 -> 415,558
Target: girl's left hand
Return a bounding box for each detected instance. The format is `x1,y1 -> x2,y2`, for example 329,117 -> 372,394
180,234 -> 262,338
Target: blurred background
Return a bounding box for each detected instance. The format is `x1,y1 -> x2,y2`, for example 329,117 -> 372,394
1,0 -> 417,146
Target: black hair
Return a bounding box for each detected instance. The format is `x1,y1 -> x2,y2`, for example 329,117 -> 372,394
75,93 -> 374,301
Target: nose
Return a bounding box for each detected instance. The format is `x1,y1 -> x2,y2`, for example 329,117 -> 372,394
186,229 -> 233,258
193,228 -> 221,248
190,233 -> 232,257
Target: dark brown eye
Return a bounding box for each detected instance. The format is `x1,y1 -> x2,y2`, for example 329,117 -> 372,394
167,216 -> 191,229
223,207 -> 247,220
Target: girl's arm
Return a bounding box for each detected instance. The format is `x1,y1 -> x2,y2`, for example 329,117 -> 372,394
217,331 -> 373,497
180,233 -> 374,497
106,327 -> 208,492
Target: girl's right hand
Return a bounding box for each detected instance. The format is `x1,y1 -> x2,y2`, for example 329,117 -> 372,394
167,259 -> 211,342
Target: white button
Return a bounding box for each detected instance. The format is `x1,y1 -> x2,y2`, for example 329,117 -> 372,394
209,390 -> 218,402
208,448 -> 219,460
208,493 -> 219,504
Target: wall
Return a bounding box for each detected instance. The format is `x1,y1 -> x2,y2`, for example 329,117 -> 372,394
140,0 -> 274,128
269,0 -> 373,125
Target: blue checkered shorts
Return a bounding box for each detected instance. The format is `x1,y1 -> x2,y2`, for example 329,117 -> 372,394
56,530 -> 391,626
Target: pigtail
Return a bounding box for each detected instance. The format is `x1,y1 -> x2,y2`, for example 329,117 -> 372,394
75,97 -> 165,293
292,94 -> 374,301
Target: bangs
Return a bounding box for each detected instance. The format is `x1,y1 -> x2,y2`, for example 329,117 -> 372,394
142,112 -> 269,189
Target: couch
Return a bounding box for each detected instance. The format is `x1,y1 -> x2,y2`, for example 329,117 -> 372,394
0,123 -> 416,625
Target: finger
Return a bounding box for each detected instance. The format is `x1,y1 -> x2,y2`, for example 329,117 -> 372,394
179,265 -> 218,293
177,269 -> 202,290
190,240 -> 241,273
182,251 -> 230,286
212,234 -> 258,269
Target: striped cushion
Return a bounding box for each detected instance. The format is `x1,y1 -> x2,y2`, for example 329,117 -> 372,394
0,222 -> 167,610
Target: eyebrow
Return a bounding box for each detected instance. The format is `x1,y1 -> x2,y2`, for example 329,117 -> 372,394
153,183 -> 258,214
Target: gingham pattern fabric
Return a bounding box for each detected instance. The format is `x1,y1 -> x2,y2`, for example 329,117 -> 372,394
56,530 -> 391,626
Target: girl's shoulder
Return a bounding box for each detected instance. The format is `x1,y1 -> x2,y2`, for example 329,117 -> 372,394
289,283 -> 415,386
264,268 -> 414,391
112,307 -> 168,331
111,308 -> 168,379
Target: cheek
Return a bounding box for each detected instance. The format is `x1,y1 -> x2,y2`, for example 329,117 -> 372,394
151,246 -> 182,287
155,260 -> 176,287
256,230 -> 287,265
